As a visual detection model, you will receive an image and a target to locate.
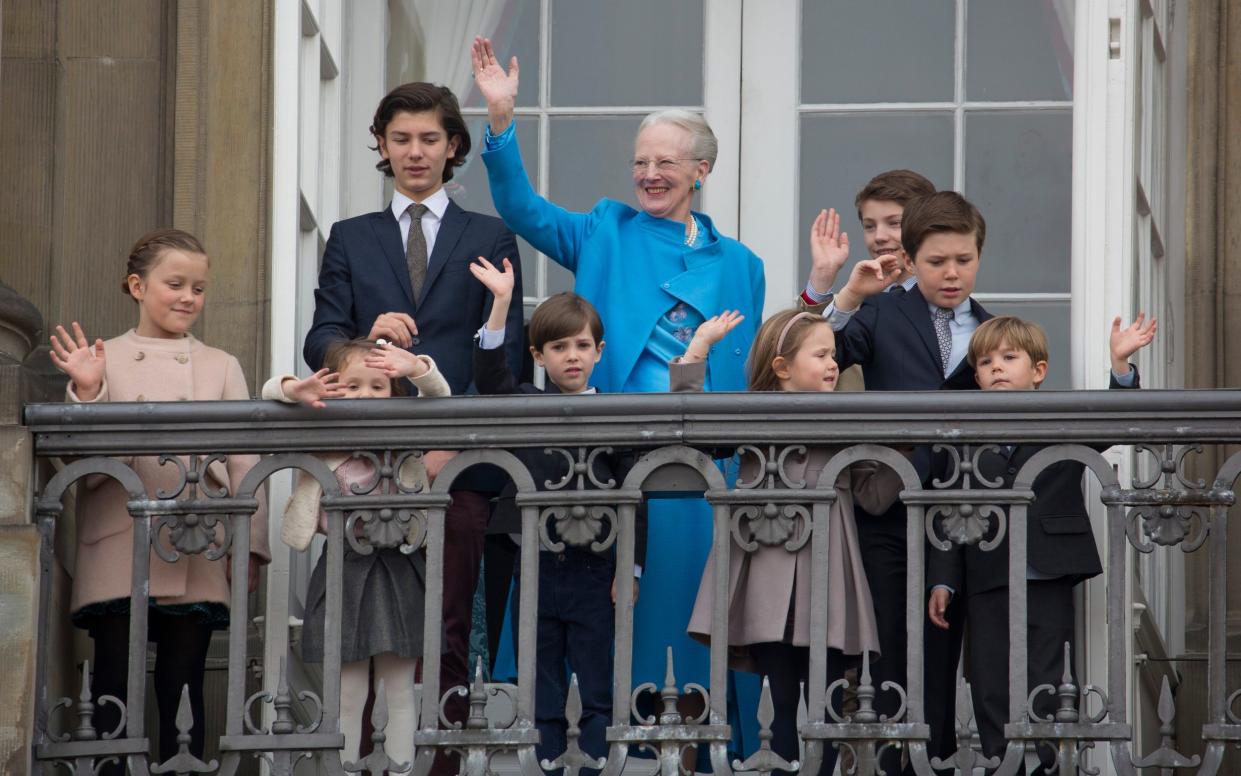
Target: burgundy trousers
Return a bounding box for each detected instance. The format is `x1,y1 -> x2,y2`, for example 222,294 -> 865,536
429,490 -> 491,776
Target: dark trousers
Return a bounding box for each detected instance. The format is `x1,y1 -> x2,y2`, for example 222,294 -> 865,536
88,609 -> 214,774
431,490 -> 492,776
856,506 -> 962,773
513,550 -> 615,776
965,581 -> 1076,771
750,642 -> 852,776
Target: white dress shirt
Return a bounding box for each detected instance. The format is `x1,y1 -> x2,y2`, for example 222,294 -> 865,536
391,187 -> 450,259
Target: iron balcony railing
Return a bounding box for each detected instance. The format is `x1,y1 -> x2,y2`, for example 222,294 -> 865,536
22,390 -> 1241,776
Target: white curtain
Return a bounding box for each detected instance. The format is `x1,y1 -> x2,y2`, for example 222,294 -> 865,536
387,0 -> 509,95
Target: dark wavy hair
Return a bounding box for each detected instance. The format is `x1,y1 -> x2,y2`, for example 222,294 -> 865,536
369,82 -> 471,182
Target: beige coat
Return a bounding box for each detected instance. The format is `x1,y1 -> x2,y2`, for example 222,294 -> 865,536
261,356 -> 451,550
68,330 -> 270,613
673,360 -> 902,670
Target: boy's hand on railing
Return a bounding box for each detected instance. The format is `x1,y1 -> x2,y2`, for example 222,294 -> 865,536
612,576 -> 639,605
1110,313 -> 1157,375
423,450 -> 457,481
835,253 -> 903,312
928,586 -> 952,630
682,310 -> 746,363
49,323 -> 106,401
807,208 -> 850,295
365,342 -> 430,379
281,368 -> 345,409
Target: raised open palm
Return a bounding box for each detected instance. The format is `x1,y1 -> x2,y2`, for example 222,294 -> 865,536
470,37 -> 519,107
49,322 -> 106,399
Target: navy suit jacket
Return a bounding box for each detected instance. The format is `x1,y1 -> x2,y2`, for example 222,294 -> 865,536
473,344 -> 648,566
833,284 -> 994,392
926,369 -> 1139,595
303,199 -> 524,395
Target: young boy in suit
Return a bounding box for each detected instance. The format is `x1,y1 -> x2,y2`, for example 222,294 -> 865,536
821,190 -> 994,765
926,314 -> 1155,769
469,257 -> 645,776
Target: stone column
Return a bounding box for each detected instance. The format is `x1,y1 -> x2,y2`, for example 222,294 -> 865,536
0,282 -> 59,774
1180,0 -> 1241,769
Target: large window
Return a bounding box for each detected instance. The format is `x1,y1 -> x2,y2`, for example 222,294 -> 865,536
394,0 -> 714,318
790,0 -> 1076,387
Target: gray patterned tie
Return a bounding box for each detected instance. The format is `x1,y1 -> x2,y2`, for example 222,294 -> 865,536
405,203 -> 429,301
932,306 -> 954,374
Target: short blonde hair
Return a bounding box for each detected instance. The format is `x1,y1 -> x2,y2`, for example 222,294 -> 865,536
638,110 -> 718,171
967,316 -> 1049,367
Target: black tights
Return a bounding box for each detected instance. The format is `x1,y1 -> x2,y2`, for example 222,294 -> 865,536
89,609 -> 214,772
750,642 -> 853,776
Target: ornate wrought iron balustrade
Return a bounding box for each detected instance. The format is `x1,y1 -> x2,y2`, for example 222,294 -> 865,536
23,390 -> 1241,776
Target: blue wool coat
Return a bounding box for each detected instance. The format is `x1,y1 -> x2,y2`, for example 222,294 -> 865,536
482,134 -> 765,392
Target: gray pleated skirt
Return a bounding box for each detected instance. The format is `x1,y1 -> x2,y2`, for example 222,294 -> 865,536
300,544 -> 426,663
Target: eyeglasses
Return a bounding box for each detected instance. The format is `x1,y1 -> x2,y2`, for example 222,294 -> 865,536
629,158 -> 699,174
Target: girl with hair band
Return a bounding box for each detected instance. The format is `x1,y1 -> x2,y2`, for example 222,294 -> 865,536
675,309 -> 905,776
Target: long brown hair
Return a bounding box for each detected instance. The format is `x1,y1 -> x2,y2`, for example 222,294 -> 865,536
747,310 -> 831,392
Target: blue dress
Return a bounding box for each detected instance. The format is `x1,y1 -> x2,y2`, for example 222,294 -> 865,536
482,125 -> 764,756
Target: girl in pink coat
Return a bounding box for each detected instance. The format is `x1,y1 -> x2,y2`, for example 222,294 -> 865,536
49,229 -> 270,768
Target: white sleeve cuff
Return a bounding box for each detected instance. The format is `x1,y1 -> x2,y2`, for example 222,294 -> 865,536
823,302 -> 855,331
476,325 -> 506,350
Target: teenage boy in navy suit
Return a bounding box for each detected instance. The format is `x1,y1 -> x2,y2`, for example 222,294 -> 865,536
821,191 -> 994,766
927,314 -> 1155,771
303,83 -> 524,771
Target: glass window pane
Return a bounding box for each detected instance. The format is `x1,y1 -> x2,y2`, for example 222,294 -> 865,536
798,113 -> 954,285
980,301 -> 1071,389
388,0 -> 542,108
964,109 -> 1071,293
549,0 -> 703,107
451,116 -> 540,294
967,0 -> 1074,100
547,116 -> 645,294
801,0 -> 955,104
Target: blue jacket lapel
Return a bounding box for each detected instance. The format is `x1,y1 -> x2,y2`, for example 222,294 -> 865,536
370,209 -> 415,308
420,200 -> 467,308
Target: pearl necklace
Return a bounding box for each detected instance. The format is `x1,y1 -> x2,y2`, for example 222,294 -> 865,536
685,215 -> 699,247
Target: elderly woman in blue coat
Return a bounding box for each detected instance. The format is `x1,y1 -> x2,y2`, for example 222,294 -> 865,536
471,35 -> 765,742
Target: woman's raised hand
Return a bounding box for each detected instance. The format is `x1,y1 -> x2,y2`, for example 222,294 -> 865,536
49,322 -> 106,401
469,256 -> 515,300
471,37 -> 519,133
682,310 -> 746,363
281,368 -> 344,409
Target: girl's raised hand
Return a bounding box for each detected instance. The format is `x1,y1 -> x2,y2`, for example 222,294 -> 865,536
365,342 -> 430,379
470,37 -> 519,108
282,368 -> 344,409
683,310 -> 746,363
469,257 -> 515,299
49,322 -> 106,401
